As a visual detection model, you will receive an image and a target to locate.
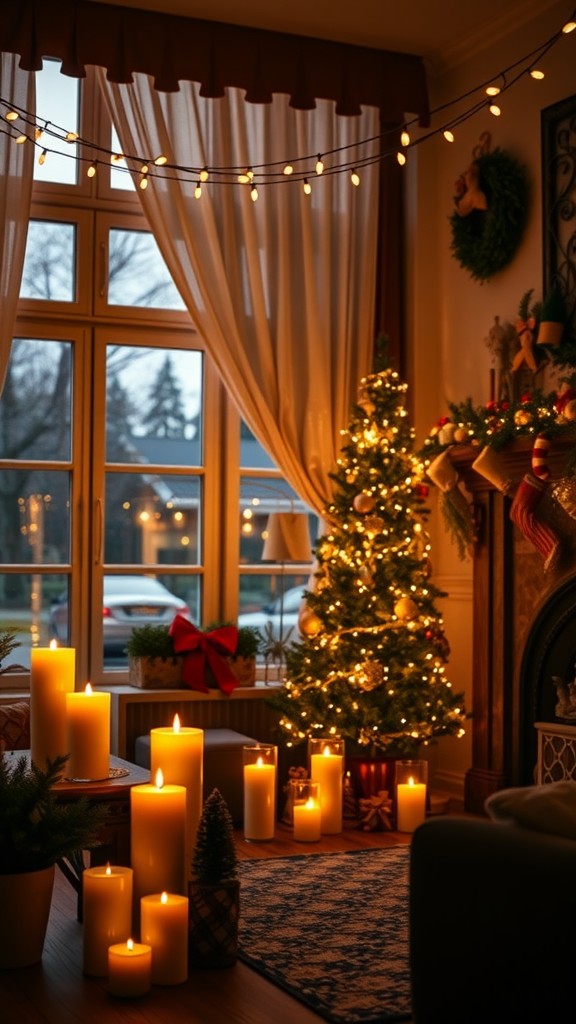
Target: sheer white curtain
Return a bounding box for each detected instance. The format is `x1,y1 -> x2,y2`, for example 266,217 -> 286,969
98,74 -> 380,512
0,55 -> 35,395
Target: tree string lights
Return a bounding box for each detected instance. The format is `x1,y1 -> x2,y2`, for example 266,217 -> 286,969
0,10 -> 574,195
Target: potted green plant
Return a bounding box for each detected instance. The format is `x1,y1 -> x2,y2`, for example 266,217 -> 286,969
188,787 -> 240,968
538,284 -> 567,347
125,624 -> 184,689
0,752 -> 108,968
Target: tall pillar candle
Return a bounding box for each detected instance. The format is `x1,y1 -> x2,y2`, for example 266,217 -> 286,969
82,865 -> 133,977
130,770 -> 187,914
309,738 -> 344,834
150,717 -> 203,881
243,744 -> 277,841
140,892 -> 189,985
66,684 -> 111,780
30,642 -> 75,768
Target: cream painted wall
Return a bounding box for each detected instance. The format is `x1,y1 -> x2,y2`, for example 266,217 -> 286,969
405,0 -> 575,796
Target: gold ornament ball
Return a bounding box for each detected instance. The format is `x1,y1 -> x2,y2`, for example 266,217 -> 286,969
353,492 -> 375,514
394,596 -> 419,620
514,410 -> 532,426
299,606 -> 322,637
453,427 -> 468,443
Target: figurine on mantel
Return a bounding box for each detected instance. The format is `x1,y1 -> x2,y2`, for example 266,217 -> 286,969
485,315 -> 517,403
552,675 -> 576,720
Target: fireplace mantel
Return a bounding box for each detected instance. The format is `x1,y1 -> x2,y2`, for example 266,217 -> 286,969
446,437 -> 576,813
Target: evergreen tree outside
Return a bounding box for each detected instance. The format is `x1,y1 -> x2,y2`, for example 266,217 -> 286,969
141,354 -> 189,438
270,345 -> 466,757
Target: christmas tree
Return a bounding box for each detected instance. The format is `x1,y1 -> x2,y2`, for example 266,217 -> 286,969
270,343 -> 467,756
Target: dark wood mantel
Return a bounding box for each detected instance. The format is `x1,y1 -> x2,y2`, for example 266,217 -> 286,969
447,437 -> 576,813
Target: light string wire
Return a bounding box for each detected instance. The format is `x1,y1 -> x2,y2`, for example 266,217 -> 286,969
0,9 -> 574,190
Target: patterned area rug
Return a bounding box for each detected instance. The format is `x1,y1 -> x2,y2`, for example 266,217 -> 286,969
238,846 -> 411,1023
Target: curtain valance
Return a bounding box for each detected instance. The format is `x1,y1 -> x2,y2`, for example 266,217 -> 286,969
0,0 -> 429,122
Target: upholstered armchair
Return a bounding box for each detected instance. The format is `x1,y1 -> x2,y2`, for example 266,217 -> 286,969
409,792 -> 576,1024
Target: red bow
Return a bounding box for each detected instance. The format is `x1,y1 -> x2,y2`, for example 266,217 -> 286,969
169,616 -> 239,695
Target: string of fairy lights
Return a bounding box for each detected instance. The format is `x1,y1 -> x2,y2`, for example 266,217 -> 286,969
0,10 -> 575,199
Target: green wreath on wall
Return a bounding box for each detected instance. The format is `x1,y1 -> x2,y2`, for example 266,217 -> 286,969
450,146 -> 530,283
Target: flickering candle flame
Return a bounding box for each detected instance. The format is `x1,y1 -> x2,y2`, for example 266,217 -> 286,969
127,938 -> 134,951
172,713 -> 181,734
85,682 -> 93,695
105,863 -> 112,876
49,638 -> 58,650
161,891 -> 168,905
155,768 -> 164,789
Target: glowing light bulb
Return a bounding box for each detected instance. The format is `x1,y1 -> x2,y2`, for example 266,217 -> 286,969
250,184 -> 258,202
87,161 -> 97,178
199,167 -> 209,182
489,103 -> 501,116
303,178 -> 312,194
396,152 -> 406,166
350,169 -> 360,186
5,110 -> 18,121
485,85 -> 501,96
154,154 -> 167,165
65,131 -> 78,143
194,181 -> 202,199
443,130 -> 455,143
283,163 -> 294,175
530,68 -> 544,80
38,149 -> 47,165
562,19 -> 576,32
400,130 -> 410,147
139,174 -> 148,190
315,155 -> 324,175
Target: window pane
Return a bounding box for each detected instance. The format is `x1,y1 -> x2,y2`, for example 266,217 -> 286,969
20,221 -> 76,301
110,124 -> 135,192
0,471 -> 71,565
35,60 -> 79,186
0,572 -> 70,669
240,422 -> 276,469
108,229 -> 186,310
0,338 -> 72,461
239,476 -> 314,562
97,573 -> 199,670
106,345 -> 202,463
104,473 -> 201,565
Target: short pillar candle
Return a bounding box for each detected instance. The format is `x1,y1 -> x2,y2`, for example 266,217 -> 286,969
291,779 -> 321,842
66,683 -> 111,781
150,716 -> 203,882
395,759 -> 428,833
309,738 -> 345,834
140,891 -> 189,986
108,939 -> 152,998
30,642 -> 75,767
82,865 -> 133,977
243,744 -> 277,841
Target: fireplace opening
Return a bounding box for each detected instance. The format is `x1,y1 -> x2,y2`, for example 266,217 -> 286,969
518,573 -> 576,784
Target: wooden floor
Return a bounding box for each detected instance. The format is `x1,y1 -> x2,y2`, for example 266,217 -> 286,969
0,822 -> 412,1024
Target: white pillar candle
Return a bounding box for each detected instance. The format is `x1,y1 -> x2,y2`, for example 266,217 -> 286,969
396,777 -> 427,833
310,742 -> 344,834
82,865 -> 133,977
243,745 -> 277,841
30,642 -> 75,768
150,717 -> 203,881
66,684 -> 111,780
130,770 -> 187,911
140,891 -> 189,986
108,938 -> 151,998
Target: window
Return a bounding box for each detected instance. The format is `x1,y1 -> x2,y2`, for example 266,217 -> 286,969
0,61 -> 316,687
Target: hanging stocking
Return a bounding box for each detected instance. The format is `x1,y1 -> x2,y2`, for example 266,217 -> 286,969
426,450 -> 475,558
531,433 -> 551,481
471,445 -> 515,494
510,472 -> 560,571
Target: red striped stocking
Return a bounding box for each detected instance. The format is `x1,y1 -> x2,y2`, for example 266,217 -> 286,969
510,472 -> 560,571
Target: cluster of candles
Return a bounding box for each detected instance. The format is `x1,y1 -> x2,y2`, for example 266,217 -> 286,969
29,641 -> 427,994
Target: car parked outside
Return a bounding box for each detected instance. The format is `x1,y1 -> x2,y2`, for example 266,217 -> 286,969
237,585 -> 306,648
49,574 -> 190,651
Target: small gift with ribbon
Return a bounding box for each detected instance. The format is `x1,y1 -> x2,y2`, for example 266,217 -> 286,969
169,615 -> 240,695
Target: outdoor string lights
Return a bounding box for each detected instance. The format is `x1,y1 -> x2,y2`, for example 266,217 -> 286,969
0,10 -> 575,197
